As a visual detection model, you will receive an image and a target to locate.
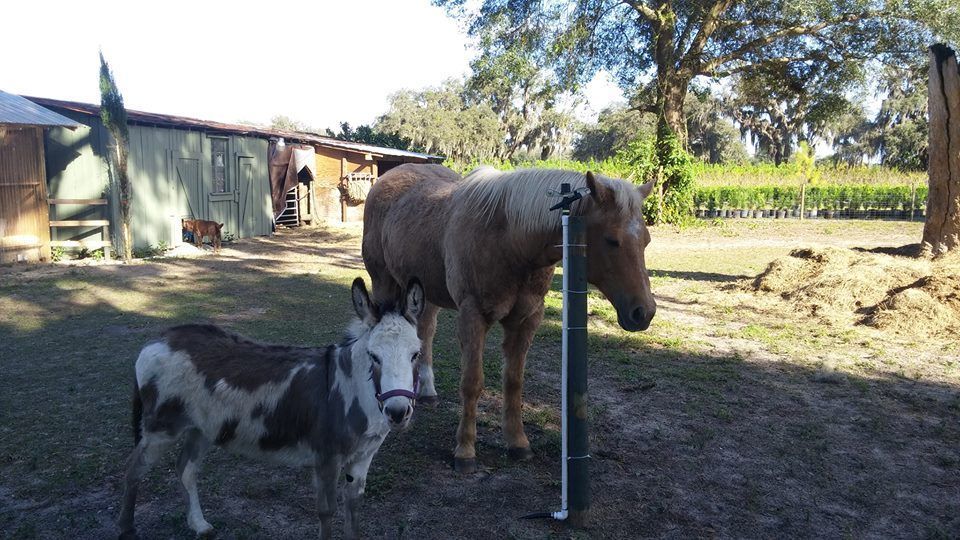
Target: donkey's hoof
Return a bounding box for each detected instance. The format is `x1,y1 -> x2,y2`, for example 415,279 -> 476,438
418,395 -> 439,407
507,446 -> 534,461
454,457 -> 477,474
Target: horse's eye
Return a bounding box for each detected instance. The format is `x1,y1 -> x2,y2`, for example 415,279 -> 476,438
370,353 -> 382,365
411,352 -> 421,363
604,237 -> 621,248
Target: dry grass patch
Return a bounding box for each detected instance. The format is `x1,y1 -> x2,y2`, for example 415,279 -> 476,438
753,247 -> 960,337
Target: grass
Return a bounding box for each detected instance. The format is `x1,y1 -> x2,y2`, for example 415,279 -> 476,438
2,221 -> 959,539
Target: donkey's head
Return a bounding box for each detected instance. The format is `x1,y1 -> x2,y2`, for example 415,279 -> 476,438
583,171 -> 657,331
350,277 -> 424,429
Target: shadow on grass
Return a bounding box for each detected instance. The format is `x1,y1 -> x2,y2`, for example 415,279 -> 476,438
1,232 -> 959,539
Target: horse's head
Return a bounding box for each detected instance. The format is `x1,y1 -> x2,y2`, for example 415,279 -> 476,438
583,171 -> 657,331
350,277 -> 425,429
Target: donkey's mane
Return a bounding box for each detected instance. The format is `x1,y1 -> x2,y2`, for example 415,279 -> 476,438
458,167 -> 644,234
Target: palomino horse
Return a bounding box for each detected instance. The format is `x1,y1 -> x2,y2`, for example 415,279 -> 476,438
118,278 -> 424,539
362,164 -> 656,473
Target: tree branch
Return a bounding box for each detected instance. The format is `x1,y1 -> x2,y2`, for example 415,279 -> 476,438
623,0 -> 658,23
681,0 -> 734,70
700,12 -> 872,75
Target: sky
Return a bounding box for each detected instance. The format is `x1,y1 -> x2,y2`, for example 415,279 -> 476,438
1,0 -> 623,133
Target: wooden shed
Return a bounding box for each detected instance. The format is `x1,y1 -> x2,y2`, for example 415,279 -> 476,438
18,96 -> 442,255
31,98 -> 275,252
270,134 -> 442,225
0,91 -> 79,263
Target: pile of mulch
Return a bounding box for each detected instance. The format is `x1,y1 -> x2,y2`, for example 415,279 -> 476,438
752,246 -> 960,337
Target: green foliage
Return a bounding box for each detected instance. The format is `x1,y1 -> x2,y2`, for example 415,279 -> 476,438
691,162 -> 924,187
614,134 -> 695,225
794,142 -> 821,184
50,247 -> 64,263
325,122 -> 419,152
376,80 -> 503,161
573,105 -> 655,161
693,183 -> 927,214
98,52 -> 127,144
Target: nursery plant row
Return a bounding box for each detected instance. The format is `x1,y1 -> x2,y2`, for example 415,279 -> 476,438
692,184 -> 929,220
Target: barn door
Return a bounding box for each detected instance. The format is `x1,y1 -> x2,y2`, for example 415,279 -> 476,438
0,128 -> 50,262
172,151 -> 203,222
206,138 -> 239,239
237,154 -> 256,237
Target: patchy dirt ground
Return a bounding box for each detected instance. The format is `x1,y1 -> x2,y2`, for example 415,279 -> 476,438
2,220 -> 959,539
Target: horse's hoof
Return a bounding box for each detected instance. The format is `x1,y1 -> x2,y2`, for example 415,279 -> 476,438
507,446 -> 534,461
118,530 -> 138,540
418,395 -> 439,407
454,457 -> 477,474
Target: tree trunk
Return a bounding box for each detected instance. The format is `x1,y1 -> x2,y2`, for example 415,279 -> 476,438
922,44 -> 960,254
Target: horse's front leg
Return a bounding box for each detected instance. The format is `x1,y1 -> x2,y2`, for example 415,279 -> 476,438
454,300 -> 490,474
417,301 -> 441,405
500,302 -> 544,460
313,455 -> 342,540
342,450 -> 376,540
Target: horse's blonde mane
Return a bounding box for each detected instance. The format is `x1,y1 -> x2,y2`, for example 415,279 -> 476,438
458,167 -> 645,234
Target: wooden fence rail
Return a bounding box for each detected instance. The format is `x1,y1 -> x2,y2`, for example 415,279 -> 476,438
48,198 -> 112,260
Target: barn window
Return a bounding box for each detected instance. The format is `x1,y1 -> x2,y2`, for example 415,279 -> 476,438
211,138 -> 227,193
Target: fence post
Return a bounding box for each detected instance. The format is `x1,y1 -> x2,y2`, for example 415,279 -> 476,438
800,184 -> 806,221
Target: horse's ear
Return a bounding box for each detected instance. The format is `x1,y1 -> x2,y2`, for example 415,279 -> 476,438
351,277 -> 377,325
638,178 -> 655,199
586,171 -> 613,207
404,278 -> 425,322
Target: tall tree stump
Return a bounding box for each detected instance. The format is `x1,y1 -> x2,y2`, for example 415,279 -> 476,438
923,44 -> 960,254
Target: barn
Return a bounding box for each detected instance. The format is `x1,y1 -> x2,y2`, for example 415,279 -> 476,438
0,91 -> 80,263
23,96 -> 440,256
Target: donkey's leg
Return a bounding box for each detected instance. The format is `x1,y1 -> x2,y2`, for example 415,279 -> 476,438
117,433 -> 175,538
454,300 -> 491,473
500,302 -> 545,460
342,450 -> 376,540
176,429 -> 213,536
313,455 -> 342,540
417,301 -> 441,404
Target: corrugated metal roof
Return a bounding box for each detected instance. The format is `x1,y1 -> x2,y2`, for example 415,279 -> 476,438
0,91 -> 80,129
25,96 -> 443,161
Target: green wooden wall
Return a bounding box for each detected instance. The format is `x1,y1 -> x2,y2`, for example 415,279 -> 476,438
44,110 -> 272,251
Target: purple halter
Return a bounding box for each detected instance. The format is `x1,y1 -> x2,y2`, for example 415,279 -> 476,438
374,367 -> 420,404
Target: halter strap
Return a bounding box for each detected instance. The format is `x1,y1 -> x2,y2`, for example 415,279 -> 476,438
374,366 -> 420,404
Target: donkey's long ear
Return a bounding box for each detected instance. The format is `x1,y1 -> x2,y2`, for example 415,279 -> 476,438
586,171 -> 613,207
351,277 -> 377,325
404,278 -> 425,323
638,178 -> 655,199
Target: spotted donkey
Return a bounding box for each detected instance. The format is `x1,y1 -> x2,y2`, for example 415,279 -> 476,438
118,277 -> 424,539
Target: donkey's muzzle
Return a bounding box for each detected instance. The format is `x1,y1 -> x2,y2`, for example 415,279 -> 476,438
385,402 -> 413,427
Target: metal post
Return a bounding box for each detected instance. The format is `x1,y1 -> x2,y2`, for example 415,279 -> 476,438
525,182 -> 591,526
563,208 -> 590,527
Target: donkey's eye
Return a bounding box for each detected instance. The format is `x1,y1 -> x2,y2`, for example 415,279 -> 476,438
604,237 -> 621,248
370,353 -> 382,365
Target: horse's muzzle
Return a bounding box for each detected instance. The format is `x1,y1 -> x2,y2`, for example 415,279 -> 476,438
618,304 -> 656,332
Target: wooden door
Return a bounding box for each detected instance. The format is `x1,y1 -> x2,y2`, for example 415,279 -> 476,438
237,154 -> 257,237
0,128 -> 50,262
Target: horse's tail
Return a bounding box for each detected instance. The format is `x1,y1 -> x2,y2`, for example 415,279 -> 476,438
131,379 -> 143,446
